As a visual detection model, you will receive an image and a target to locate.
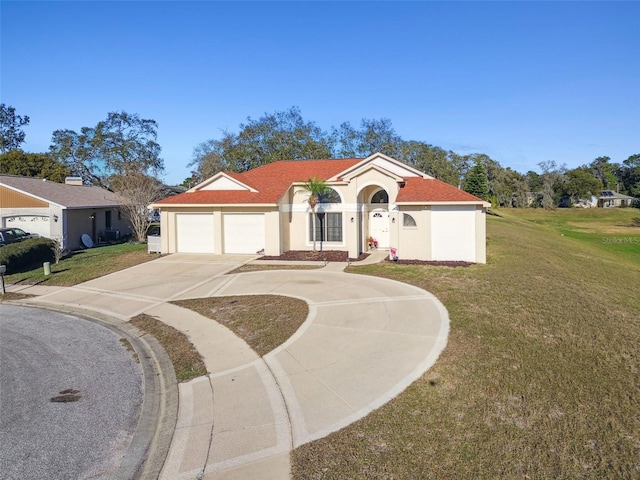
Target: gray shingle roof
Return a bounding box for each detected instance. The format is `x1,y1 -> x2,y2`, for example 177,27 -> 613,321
0,175 -> 123,208
599,190 -> 637,200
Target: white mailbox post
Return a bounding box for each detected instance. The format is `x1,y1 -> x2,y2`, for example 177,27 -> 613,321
0,265 -> 6,294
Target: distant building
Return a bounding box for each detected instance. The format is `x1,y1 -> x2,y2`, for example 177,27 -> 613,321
598,190 -> 637,208
0,175 -> 132,250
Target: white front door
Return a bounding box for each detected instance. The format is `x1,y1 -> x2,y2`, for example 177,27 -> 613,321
369,210 -> 389,249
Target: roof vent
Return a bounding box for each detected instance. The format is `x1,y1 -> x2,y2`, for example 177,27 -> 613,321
65,177 -> 83,186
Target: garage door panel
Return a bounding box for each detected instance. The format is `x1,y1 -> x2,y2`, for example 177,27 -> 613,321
177,213 -> 214,253
223,214 -> 265,254
3,216 -> 51,238
431,206 -> 475,262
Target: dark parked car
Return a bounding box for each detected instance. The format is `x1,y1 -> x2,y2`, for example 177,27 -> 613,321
0,227 -> 37,246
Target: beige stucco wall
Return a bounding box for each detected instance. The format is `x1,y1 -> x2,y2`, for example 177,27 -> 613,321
475,206 -> 487,264
393,207 -> 431,261
285,172 -> 408,258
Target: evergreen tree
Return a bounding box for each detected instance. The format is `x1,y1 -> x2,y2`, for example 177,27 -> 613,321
463,160 -> 489,201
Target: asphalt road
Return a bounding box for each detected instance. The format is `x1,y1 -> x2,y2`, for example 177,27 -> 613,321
0,305 -> 144,480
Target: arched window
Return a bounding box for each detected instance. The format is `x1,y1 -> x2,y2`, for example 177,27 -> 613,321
319,188 -> 341,203
371,190 -> 388,204
403,213 -> 417,227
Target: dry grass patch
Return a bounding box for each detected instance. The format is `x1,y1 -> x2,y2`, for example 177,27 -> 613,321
0,292 -> 35,302
172,295 -> 308,357
130,313 -> 206,382
292,208 -> 640,479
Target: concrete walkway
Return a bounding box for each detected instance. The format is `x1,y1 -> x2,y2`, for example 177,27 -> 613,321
10,251 -> 449,479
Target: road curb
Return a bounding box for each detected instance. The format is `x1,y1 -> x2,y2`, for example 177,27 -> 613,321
3,301 -> 178,480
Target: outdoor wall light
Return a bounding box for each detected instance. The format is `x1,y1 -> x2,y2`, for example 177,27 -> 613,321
392,217 -> 396,223
350,217 -> 354,223
53,215 -> 58,222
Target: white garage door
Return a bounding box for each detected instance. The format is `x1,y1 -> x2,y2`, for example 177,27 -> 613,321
3,216 -> 51,238
223,214 -> 265,254
431,206 -> 476,262
176,213 -> 215,253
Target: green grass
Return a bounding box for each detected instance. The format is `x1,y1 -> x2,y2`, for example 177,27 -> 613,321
3,242 -> 153,286
292,208 -> 640,479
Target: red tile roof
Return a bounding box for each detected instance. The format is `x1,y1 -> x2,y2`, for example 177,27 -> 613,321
155,159 -> 484,205
155,159 -> 361,205
397,177 -> 485,203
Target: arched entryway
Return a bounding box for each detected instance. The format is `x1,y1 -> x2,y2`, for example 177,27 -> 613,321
367,188 -> 390,249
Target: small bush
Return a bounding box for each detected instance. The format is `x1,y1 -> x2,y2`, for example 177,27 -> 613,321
0,238 -> 54,273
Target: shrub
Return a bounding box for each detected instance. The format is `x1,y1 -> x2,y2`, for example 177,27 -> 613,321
0,238 -> 54,273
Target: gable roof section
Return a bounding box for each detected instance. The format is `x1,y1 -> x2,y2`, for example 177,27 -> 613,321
340,163 -> 406,183
0,175 -> 123,208
396,177 -> 487,204
331,152 -> 432,181
192,172 -> 258,192
155,159 -> 362,206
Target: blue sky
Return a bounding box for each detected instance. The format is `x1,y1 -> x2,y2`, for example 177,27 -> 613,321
1,1 -> 639,185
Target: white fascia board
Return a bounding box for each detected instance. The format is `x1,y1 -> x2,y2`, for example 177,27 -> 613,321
65,205 -> 120,210
151,203 -> 277,208
290,180 -> 349,187
398,201 -> 491,207
282,203 -> 361,213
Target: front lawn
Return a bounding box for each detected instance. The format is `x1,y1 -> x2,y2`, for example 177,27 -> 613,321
292,208 -> 640,479
3,242 -> 154,287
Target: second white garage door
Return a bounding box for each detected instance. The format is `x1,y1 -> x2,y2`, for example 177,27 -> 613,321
176,213 -> 215,253
223,213 -> 265,254
431,206 -> 476,262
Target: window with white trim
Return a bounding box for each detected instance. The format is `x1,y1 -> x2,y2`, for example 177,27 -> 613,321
403,213 -> 417,227
309,212 -> 342,242
319,188 -> 341,203
371,190 -> 389,203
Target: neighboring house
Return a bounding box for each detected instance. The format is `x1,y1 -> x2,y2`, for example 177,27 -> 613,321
598,190 -> 638,208
152,153 -> 490,263
0,175 -> 132,250
558,194 -> 598,208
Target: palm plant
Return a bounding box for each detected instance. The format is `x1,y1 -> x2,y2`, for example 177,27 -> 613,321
303,176 -> 329,252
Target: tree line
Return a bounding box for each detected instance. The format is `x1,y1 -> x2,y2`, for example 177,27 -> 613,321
187,107 -> 639,207
2,104 -> 639,212
0,104 -> 165,242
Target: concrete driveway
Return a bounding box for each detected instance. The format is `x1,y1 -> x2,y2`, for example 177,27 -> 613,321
23,253 -> 449,479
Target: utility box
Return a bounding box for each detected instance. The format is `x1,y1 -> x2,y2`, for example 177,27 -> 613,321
105,230 -> 120,241
147,235 -> 161,253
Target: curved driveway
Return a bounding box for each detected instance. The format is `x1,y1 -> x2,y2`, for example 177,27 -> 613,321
23,254 -> 449,479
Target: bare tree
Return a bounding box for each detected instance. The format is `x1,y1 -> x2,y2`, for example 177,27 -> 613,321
50,237 -> 68,264
538,161 -> 567,209
110,172 -> 164,242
